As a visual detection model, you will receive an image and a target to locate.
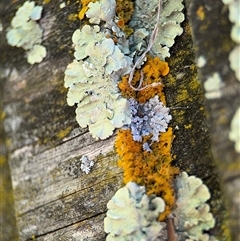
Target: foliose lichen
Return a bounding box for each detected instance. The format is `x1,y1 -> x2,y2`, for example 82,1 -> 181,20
228,107 -> 240,153
104,182 -> 167,241
6,1 -> 47,64
222,0 -> 240,81
128,96 -> 172,148
128,0 -> 185,59
173,172 -> 217,241
86,0 -> 116,24
203,72 -> 224,99
64,2 -> 133,140
78,0 -> 97,20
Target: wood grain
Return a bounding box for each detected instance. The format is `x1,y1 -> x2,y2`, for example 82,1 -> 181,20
1,0 -> 235,240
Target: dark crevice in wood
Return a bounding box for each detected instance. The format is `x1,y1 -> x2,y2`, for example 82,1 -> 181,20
224,174 -> 240,183
17,174 -> 122,217
25,211 -> 106,240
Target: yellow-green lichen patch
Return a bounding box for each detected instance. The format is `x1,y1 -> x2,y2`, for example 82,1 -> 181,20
68,13 -> 79,21
196,6 -> 205,21
56,126 -> 73,140
43,0 -> 51,4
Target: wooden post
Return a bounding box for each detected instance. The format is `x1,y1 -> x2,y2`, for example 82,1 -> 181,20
1,0 -> 237,240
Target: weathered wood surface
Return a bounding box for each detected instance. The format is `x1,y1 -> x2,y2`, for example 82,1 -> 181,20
186,0 -> 240,240
1,0 -> 238,240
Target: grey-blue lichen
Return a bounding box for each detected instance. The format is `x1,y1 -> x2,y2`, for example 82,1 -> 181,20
6,1 -> 46,64
104,182 -> 167,241
80,155 -> 95,174
128,96 -> 172,150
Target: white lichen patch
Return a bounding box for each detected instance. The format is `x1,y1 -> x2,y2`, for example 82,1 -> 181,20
64,55 -> 132,139
129,0 -> 185,59
86,0 -> 116,24
59,2 -> 66,9
229,45 -> 240,81
27,44 -> 47,64
197,55 -> 207,68
204,72 -> 224,99
229,107 -> 240,153
80,155 -> 95,174
222,0 -> 240,81
173,172 -> 216,241
104,182 -> 167,241
6,1 -> 46,64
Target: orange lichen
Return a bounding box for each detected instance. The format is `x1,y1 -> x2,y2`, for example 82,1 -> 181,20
117,19 -> 125,28
118,56 -> 169,104
115,128 -> 179,221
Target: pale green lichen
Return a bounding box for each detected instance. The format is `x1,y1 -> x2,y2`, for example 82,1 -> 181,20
229,45 -> 240,81
86,0 -> 116,24
173,172 -> 217,241
64,4 -> 133,139
129,0 -> 185,59
6,1 -> 46,64
204,72 -> 224,99
228,107 -> 240,153
104,172 -> 218,240
222,0 -> 240,81
27,44 -> 47,64
104,182 -> 167,241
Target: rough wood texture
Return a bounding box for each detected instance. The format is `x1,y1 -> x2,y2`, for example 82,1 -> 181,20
1,0 -> 236,240
186,0 -> 240,240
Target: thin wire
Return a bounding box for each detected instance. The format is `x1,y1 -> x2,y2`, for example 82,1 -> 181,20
128,0 -> 162,91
